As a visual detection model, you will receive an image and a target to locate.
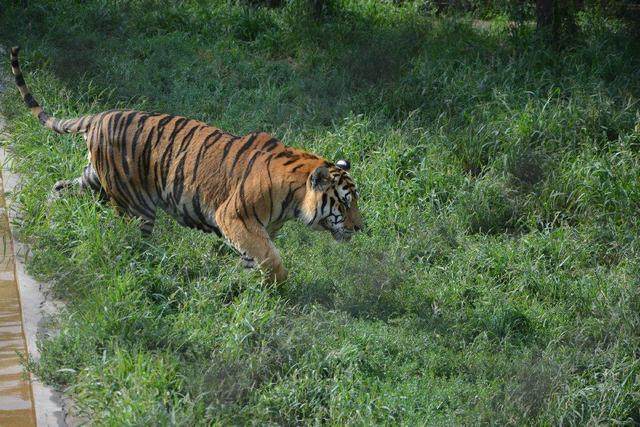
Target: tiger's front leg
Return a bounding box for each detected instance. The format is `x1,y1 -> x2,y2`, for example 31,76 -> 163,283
215,207 -> 288,283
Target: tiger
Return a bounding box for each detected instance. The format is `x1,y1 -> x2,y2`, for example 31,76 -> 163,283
10,47 -> 363,283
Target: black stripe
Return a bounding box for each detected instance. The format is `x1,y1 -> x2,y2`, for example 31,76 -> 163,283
159,141 -> 174,190
192,190 -> 218,234
110,151 -> 155,218
276,185 -> 295,221
290,164 -> 304,173
139,125 -> 155,191
15,74 -> 25,86
230,133 -> 259,174
118,112 -> 138,176
117,111 -> 136,140
253,205 -> 265,227
108,112 -> 123,140
139,137 -> 152,189
58,119 -> 71,132
37,111 -> 47,125
238,151 -> 261,221
181,205 -> 200,229
152,115 -> 176,195
106,113 -> 155,217
94,116 -> 108,176
308,208 -> 318,225
266,155 -> 274,222
192,131 -> 223,181
129,115 -> 149,177
275,151 -> 296,159
176,124 -> 199,155
110,178 -> 135,212
283,158 -> 300,166
77,115 -> 90,131
220,137 -> 239,164
154,162 -> 163,197
172,154 -> 188,205
153,115 -> 176,148
50,118 -> 64,133
11,60 -> 18,68
167,118 -> 189,143
262,138 -> 279,151
320,193 -> 328,213
23,93 -> 38,108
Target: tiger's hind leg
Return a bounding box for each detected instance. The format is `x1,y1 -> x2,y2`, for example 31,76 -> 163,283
79,164 -> 110,202
50,164 -> 109,202
51,163 -> 157,237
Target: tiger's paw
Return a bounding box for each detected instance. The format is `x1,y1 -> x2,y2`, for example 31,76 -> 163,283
53,179 -> 71,192
51,178 -> 80,196
47,180 -> 71,203
268,264 -> 288,284
240,255 -> 256,269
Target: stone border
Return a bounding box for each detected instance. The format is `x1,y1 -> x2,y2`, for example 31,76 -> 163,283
0,148 -> 68,427
0,47 -> 70,425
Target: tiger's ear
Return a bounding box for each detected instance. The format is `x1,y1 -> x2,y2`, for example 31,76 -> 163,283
309,166 -> 331,191
336,159 -> 350,171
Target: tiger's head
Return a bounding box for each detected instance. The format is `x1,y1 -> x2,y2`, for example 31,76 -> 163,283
301,160 -> 363,242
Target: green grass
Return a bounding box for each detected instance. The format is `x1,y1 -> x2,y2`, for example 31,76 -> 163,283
1,0 -> 640,424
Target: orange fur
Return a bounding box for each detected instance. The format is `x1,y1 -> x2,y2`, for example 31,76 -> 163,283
11,47 -> 363,283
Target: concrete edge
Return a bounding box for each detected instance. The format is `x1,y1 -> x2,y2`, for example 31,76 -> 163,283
0,148 -> 69,427
0,45 -> 71,426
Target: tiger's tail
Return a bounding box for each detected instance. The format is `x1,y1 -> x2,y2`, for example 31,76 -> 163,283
10,46 -> 93,134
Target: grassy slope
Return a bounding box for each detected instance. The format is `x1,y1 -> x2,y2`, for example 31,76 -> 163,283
1,0 -> 640,424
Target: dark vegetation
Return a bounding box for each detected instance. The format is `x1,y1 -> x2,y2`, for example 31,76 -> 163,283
1,0 -> 640,424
